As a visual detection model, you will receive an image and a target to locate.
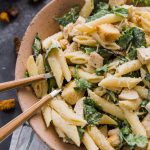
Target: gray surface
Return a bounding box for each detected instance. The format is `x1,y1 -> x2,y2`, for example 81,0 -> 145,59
9,123 -> 50,150
0,0 -> 50,149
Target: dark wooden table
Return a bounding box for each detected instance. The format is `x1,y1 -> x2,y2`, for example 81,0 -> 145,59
0,0 -> 49,149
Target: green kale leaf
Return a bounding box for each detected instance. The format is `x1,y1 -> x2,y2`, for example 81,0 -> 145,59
77,127 -> 85,140
132,27 -> 146,48
94,1 -> 109,13
119,122 -> 148,148
97,48 -> 115,60
32,34 -> 42,58
87,2 -> 110,22
55,6 -> 80,26
127,47 -> 137,60
83,98 -> 102,125
117,28 -> 134,50
118,27 -> 146,50
135,135 -> 148,148
96,64 -> 109,76
112,7 -> 128,17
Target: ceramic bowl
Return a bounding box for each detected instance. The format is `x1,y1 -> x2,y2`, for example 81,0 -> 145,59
15,0 -> 85,149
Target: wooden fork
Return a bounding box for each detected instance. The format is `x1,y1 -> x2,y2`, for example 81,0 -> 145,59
0,89 -> 61,142
0,73 -> 52,92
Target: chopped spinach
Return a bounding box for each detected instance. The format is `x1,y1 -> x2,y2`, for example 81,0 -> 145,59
97,48 -> 115,60
117,27 -> 146,50
87,2 -> 110,22
74,78 -> 92,91
117,28 -> 134,50
112,7 -> 128,17
83,98 -> 102,125
94,1 -> 109,13
77,127 -> 85,140
132,28 -> 146,48
96,64 -> 109,76
32,34 -> 42,58
119,121 -> 148,148
55,6 -> 80,26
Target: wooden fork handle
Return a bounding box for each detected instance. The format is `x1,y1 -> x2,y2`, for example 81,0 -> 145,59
0,94 -> 52,142
0,74 -> 45,92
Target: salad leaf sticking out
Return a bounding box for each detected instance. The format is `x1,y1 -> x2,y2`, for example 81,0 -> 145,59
55,6 -> 80,27
87,2 -> 110,22
45,41 -> 60,58
83,98 -> 102,125
96,64 -> 109,76
32,34 -> 42,58
112,7 -> 128,17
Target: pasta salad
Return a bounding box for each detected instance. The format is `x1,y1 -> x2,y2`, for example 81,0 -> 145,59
26,0 -> 150,149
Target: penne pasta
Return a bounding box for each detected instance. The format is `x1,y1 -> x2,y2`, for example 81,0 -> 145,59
51,110 -> 80,146
82,132 -> 99,150
70,67 -> 104,83
73,35 -> 97,47
88,90 -> 125,120
119,103 -> 147,137
74,97 -> 85,119
99,125 -> 108,137
61,81 -> 85,105
57,49 -> 71,82
79,0 -> 94,18
75,14 -> 123,33
65,51 -> 89,65
99,114 -> 118,125
41,105 -> 52,127
26,55 -> 38,76
134,86 -> 148,99
49,98 -> 87,126
48,51 -> 64,88
42,32 -> 63,50
26,1 -> 150,149
115,60 -> 142,77
99,76 -> 142,89
87,126 -> 115,150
